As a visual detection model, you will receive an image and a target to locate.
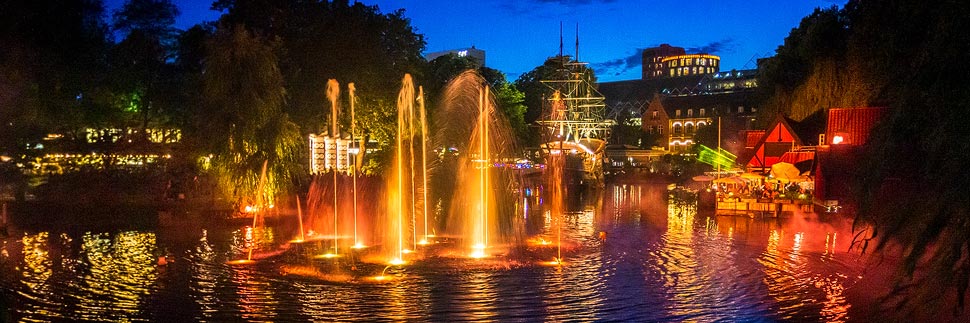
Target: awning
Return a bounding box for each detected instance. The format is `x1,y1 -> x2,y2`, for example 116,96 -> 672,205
779,151 -> 814,164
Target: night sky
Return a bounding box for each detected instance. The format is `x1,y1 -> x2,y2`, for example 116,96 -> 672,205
107,0 -> 846,82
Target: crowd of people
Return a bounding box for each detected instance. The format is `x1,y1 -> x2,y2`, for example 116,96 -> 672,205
716,180 -> 812,202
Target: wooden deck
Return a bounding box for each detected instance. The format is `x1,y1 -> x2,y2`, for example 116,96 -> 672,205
715,198 -> 813,217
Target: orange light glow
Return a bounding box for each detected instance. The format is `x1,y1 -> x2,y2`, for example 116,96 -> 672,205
371,275 -> 388,281
226,259 -> 256,265
541,258 -> 564,266
315,253 -> 341,259
352,243 -> 367,249
389,258 -> 405,266
528,237 -> 553,246
469,243 -> 488,259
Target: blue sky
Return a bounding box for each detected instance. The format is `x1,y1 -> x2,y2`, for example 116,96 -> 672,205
108,0 -> 846,82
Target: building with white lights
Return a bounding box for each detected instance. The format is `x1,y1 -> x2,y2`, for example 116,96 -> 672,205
425,46 -> 486,67
308,133 -> 356,174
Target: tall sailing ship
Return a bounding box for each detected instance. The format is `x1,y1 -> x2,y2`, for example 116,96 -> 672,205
538,54 -> 615,184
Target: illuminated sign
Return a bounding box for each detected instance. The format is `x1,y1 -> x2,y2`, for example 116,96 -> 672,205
832,135 -> 844,145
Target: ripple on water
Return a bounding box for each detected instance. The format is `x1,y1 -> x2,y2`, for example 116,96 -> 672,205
0,188 -> 870,322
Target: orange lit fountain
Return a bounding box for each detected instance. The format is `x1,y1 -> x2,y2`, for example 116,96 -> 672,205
322,79 -> 342,259
349,83 -> 366,250
384,74 -> 417,266
544,91 -> 567,266
435,70 -> 518,260
228,160 -> 270,265
382,75 -> 436,266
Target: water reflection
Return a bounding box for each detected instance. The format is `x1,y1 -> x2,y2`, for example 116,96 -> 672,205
233,268 -> 279,321
19,232 -> 63,321
76,231 -> 158,320
0,182 -> 868,321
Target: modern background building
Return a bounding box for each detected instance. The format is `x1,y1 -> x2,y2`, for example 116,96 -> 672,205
425,46 -> 486,67
600,56 -> 759,153
642,44 -> 686,79
661,54 -> 719,78
640,44 -> 720,79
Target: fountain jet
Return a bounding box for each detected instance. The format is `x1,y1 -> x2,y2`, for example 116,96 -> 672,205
326,79 -> 340,257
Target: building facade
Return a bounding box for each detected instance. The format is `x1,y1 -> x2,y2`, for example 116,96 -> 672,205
641,94 -> 670,146
633,93 -> 757,152
641,44 -> 686,79
309,133 -> 354,174
661,54 -> 720,78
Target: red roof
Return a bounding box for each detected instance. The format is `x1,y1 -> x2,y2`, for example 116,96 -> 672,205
742,130 -> 765,148
745,116 -> 803,169
826,107 -> 889,146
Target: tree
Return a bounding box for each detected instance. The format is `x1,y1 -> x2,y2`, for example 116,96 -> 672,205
0,0 -> 110,175
200,25 -> 303,207
112,0 -> 180,49
847,0 -> 970,316
756,6 -> 871,123
212,0 -> 426,142
107,0 -> 182,144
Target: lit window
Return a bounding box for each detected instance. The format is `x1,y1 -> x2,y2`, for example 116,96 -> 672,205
700,109 -> 705,116
688,109 -> 693,117
652,111 -> 658,119
676,110 -> 681,117
738,106 -> 744,113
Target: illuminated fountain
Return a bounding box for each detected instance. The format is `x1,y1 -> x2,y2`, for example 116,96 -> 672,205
544,91 -> 568,266
323,79 -> 341,258
418,86 -> 432,246
384,74 -> 419,265
435,70 -> 518,259
292,195 -> 305,243
349,83 -> 365,250
303,80 -> 375,258
228,160 -> 270,265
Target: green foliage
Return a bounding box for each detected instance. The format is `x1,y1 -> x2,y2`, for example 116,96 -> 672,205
212,0 -> 426,139
756,6 -> 872,123
201,25 -> 304,206
491,80 -> 528,140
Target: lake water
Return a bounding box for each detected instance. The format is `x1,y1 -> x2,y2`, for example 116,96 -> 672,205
0,183 -> 876,321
